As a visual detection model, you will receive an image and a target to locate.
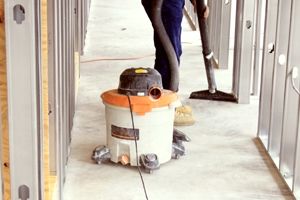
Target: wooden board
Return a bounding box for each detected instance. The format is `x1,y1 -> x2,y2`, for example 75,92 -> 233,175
41,0 -> 54,199
0,0 -> 11,199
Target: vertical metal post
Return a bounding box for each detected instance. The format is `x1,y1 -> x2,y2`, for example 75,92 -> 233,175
61,0 -> 68,184
280,0 -> 299,190
76,0 -> 81,54
53,0 -> 65,198
232,0 -> 256,104
207,0 -> 218,59
5,0 -> 43,199
78,0 -> 83,55
218,0 -> 231,69
212,0 -> 221,60
295,132 -> 300,198
70,0 -> 76,125
252,0 -> 266,96
80,0 -> 85,55
65,0 -> 71,156
207,0 -> 231,69
295,115 -> 300,198
269,0 -> 292,164
258,0 -> 300,198
49,0 -> 82,198
257,0 -> 279,148
74,0 -> 79,51
48,0 -> 57,175
79,0 -> 89,55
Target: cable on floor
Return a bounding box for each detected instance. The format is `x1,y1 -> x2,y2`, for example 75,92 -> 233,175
80,54 -> 154,63
126,94 -> 149,200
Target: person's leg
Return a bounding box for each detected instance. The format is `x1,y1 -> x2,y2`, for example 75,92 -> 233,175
142,0 -> 195,126
142,0 -> 184,90
154,0 -> 184,90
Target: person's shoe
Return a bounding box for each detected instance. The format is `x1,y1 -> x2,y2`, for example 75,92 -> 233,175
174,106 -> 195,126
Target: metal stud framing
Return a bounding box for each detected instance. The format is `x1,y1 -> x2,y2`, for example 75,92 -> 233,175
218,0 -> 232,69
257,0 -> 279,148
258,0 -> 300,198
232,0 -> 256,104
2,0 -> 89,198
47,0 -> 86,199
48,0 -> 57,175
269,0 -> 293,165
5,0 -> 43,199
208,0 -> 221,61
252,0 -> 266,96
280,0 -> 300,195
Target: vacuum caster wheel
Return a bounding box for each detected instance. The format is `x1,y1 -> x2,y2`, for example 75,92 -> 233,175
91,145 -> 111,164
172,142 -> 185,159
140,154 -> 160,174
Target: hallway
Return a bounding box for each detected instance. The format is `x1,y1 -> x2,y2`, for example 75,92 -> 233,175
63,0 -> 294,199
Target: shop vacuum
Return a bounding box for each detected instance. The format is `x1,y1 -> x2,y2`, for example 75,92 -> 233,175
91,0 -> 235,173
91,0 -> 192,173
92,68 -> 190,173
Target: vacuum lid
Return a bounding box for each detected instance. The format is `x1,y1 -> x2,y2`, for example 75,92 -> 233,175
118,67 -> 163,97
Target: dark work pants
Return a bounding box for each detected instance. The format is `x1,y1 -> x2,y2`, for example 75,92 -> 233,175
142,0 -> 185,90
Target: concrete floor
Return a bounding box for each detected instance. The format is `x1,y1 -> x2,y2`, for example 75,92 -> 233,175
63,0 -> 295,199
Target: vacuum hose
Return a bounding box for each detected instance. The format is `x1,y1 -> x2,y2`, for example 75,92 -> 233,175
190,0 -> 237,102
196,0 -> 217,93
151,0 -> 179,92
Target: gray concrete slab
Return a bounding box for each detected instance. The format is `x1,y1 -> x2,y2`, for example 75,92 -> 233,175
63,0 -> 294,199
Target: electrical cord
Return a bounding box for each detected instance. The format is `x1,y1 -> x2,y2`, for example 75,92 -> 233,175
291,67 -> 300,96
126,94 -> 149,200
80,54 -> 154,63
